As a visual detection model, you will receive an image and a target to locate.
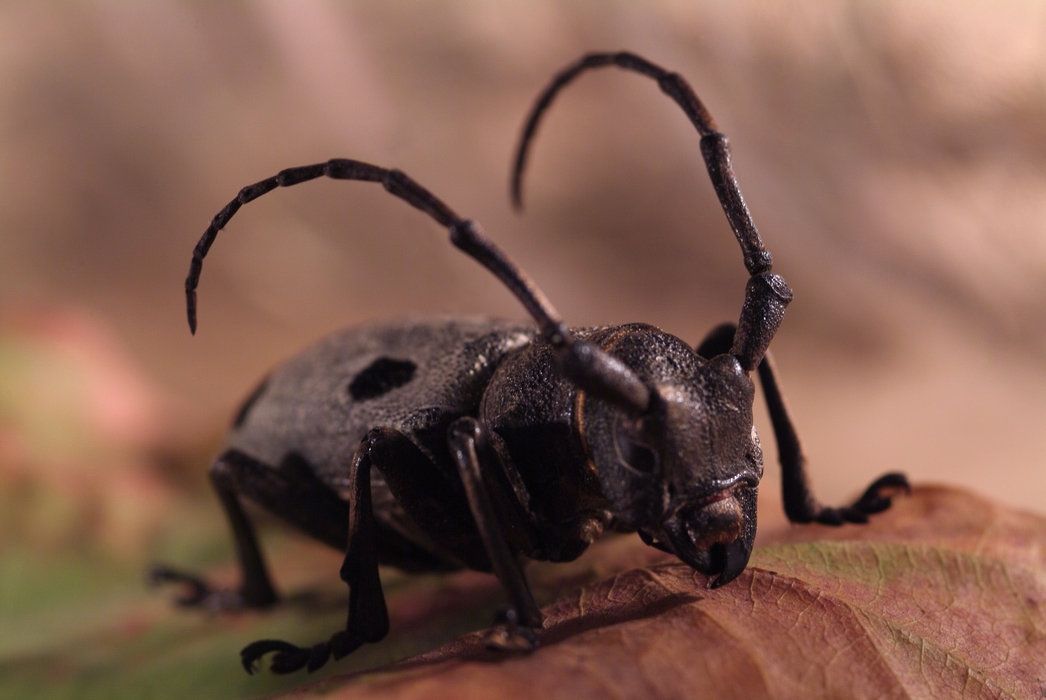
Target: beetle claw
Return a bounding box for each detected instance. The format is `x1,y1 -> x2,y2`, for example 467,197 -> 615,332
147,564 -> 219,608
241,638 -> 327,675
241,640 -> 304,674
853,472 -> 910,511
813,472 -> 910,526
147,563 -> 254,612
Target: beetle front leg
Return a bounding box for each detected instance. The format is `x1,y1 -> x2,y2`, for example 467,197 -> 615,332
448,417 -> 543,651
241,432 -> 389,674
755,351 -> 909,524
697,323 -> 909,525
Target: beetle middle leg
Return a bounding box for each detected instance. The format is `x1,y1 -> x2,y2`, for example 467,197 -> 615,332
697,323 -> 910,525
364,420 -> 543,651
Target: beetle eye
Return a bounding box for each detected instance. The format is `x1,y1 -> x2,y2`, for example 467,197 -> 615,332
614,422 -> 659,474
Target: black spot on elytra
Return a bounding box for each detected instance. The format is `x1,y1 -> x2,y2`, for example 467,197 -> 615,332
349,358 -> 417,401
232,375 -> 270,428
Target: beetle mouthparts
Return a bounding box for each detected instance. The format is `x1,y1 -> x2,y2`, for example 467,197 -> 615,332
683,496 -> 743,550
708,536 -> 754,589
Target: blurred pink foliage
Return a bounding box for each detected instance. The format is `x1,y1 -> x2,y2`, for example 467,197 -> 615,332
0,307 -> 177,556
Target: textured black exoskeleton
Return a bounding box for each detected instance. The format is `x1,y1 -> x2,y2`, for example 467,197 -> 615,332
151,52 -> 908,675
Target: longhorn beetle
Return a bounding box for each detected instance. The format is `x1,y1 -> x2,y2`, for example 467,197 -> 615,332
151,52 -> 909,675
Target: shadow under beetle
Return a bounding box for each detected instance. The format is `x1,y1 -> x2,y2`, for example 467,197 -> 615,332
151,52 -> 909,675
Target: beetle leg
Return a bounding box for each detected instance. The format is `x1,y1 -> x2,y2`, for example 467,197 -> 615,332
148,454 -> 279,611
697,323 -> 910,526
240,433 -> 390,675
756,351 -> 910,525
213,457 -> 280,607
448,417 -> 543,649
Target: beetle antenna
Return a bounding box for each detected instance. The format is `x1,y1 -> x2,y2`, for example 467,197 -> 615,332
511,51 -> 773,279
187,158 -> 650,412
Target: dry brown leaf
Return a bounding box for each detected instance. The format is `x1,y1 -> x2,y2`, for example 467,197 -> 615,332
278,486 -> 1046,700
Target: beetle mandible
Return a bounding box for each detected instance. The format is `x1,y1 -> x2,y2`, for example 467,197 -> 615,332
151,52 -> 909,675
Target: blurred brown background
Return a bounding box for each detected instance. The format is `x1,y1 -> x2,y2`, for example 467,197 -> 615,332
0,0 -> 1044,561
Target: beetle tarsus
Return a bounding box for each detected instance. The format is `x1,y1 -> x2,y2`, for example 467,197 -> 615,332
855,472 -> 911,508
240,631 -> 364,674
811,472 -> 911,526
147,564 -> 210,606
240,639 -> 310,675
146,564 -> 251,611
485,607 -> 540,653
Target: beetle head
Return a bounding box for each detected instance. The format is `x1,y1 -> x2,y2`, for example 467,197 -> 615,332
581,332 -> 762,587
